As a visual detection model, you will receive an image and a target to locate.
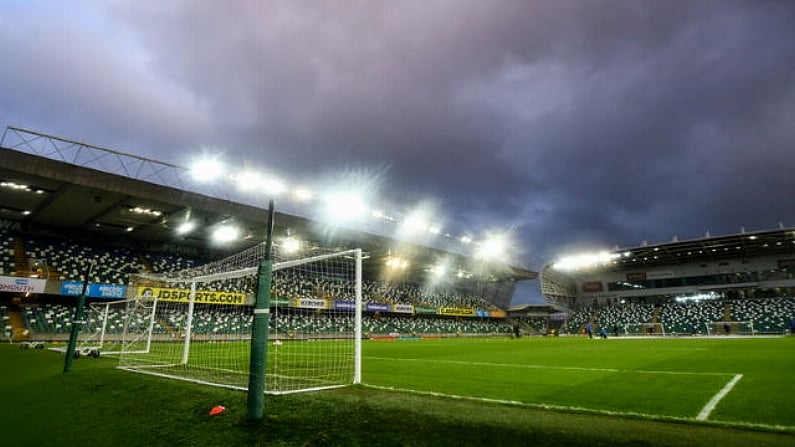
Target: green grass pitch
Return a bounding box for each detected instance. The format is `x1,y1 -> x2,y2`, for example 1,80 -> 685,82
1,336 -> 793,446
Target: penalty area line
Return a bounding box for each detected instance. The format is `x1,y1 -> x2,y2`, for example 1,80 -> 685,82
697,374 -> 743,421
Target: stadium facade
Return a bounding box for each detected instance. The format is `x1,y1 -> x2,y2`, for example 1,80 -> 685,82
541,227 -> 795,309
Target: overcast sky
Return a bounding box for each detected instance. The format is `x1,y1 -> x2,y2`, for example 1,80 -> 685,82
2,1 -> 794,302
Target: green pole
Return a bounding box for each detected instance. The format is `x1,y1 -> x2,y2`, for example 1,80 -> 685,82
63,263 -> 93,373
247,200 -> 275,420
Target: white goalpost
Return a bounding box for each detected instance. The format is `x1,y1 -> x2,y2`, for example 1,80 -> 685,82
118,245 -> 363,395
623,322 -> 666,336
705,321 -> 755,336
74,299 -> 157,355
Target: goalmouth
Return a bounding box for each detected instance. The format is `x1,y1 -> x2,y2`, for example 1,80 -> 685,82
705,321 -> 755,336
118,245 -> 363,395
623,322 -> 666,336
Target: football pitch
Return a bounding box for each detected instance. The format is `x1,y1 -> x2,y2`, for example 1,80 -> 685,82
2,336 -> 794,446
362,336 -> 795,429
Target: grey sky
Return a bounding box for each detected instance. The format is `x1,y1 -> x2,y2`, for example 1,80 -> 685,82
2,1 -> 794,302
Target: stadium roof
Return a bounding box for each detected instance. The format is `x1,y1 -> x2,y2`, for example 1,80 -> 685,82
600,227 -> 795,271
0,127 -> 535,283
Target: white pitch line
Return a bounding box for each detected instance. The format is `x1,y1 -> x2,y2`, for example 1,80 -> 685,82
696,374 -> 743,421
365,356 -> 734,376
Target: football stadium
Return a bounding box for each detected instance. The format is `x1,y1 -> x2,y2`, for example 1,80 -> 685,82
1,126 -> 793,446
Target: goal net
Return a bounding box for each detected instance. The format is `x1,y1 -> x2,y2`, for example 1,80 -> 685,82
623,322 -> 666,336
74,299 -> 156,355
705,321 -> 755,336
118,246 -> 362,395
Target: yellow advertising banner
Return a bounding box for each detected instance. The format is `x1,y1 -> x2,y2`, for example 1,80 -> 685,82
137,287 -> 249,306
438,307 -> 476,317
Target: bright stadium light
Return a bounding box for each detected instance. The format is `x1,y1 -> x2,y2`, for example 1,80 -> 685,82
212,225 -> 240,243
176,221 -> 197,235
476,233 -> 509,260
553,251 -> 621,271
261,176 -> 287,195
190,156 -> 226,182
322,190 -> 368,223
401,213 -> 430,235
292,187 -> 313,201
281,236 -> 301,254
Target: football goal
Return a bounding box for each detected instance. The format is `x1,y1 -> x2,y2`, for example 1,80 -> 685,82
74,299 -> 157,355
623,322 -> 666,336
118,245 -> 362,395
705,321 -> 755,336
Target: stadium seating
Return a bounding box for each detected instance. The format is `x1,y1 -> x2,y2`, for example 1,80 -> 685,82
659,301 -> 724,335
0,230 -> 14,275
730,298 -> 795,333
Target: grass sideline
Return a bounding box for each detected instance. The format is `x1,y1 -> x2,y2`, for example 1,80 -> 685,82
1,339 -> 793,447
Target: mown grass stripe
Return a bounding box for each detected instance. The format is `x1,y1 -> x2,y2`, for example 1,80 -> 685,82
365,355 -> 738,376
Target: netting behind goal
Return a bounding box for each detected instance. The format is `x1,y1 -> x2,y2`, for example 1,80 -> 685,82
624,322 -> 665,336
118,246 -> 362,395
75,299 -> 156,355
705,321 -> 755,336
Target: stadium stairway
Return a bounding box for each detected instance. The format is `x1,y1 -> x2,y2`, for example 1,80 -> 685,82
12,237 -> 29,275
157,317 -> 178,336
722,302 -> 732,322
6,306 -> 29,341
650,306 -> 662,324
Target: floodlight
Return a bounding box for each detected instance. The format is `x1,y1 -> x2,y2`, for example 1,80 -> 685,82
293,187 -> 313,201
212,225 -> 240,242
553,251 -> 620,271
176,221 -> 197,235
401,214 -> 429,235
281,236 -> 301,254
190,157 -> 225,182
385,257 -> 409,269
322,190 -> 368,223
476,234 -> 508,260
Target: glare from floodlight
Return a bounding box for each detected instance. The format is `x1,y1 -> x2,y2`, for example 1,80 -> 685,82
213,225 -> 240,242
398,203 -> 440,239
281,236 -> 301,254
460,236 -> 472,244
293,187 -> 313,201
190,157 -> 225,182
476,233 -> 509,260
323,190 -> 368,223
552,251 -> 620,271
232,171 -> 262,191
262,176 -> 287,195
385,256 -> 409,270
401,214 -> 429,235
176,221 -> 197,235
430,264 -> 447,277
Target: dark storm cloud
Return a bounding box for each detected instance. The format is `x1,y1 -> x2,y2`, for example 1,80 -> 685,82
2,0 -> 794,274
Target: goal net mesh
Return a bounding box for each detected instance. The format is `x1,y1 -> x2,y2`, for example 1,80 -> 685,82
623,322 -> 665,336
118,245 -> 362,394
705,321 -> 755,336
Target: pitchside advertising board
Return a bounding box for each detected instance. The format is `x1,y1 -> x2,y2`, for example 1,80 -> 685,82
0,276 -> 46,293
0,275 -> 506,318
60,281 -> 126,299
136,287 -> 250,305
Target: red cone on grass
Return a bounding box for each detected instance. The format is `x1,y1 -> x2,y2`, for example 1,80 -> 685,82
209,405 -> 226,416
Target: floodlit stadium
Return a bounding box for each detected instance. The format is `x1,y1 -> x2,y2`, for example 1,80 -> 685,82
1,127 -> 793,446
539,228 -> 795,336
